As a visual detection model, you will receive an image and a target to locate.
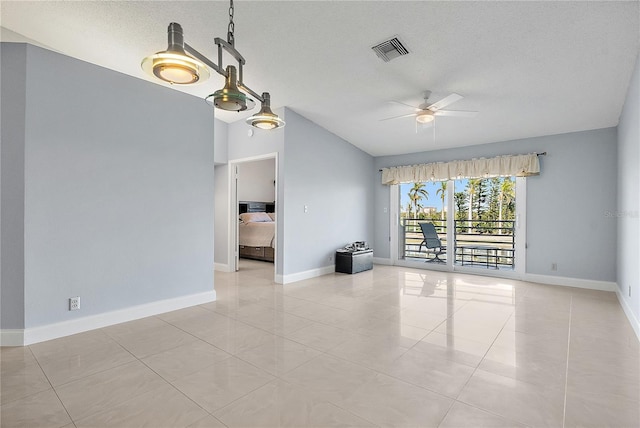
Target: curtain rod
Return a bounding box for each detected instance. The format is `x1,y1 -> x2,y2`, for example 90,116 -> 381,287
378,152 -> 547,172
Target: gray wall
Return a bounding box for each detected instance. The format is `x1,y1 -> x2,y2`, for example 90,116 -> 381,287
222,108 -> 374,279
238,159 -> 276,203
214,118 -> 228,165
214,164 -> 229,266
374,128 -> 618,282
1,43 -> 27,329
213,119 -> 228,267
4,43 -> 215,328
283,109 -> 374,275
617,52 -> 640,321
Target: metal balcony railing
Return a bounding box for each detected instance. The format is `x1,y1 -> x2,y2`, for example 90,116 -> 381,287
400,218 -> 515,269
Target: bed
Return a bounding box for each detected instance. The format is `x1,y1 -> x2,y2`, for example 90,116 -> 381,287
238,211 -> 275,262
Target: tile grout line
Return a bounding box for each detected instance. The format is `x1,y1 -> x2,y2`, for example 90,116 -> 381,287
562,295 -> 573,428
0,354 -> 51,407
26,345 -> 76,426
270,351 -> 386,428
147,306 -> 324,424
444,310 -> 512,419
274,279 -> 522,425
134,354 -> 233,428
439,293 -> 547,427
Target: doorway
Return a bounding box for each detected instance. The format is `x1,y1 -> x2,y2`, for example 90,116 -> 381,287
228,154 -> 278,281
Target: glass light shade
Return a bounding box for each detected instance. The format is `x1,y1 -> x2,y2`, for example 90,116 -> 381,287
141,51 -> 210,84
205,65 -> 255,111
206,89 -> 255,111
246,112 -> 285,129
246,92 -> 285,129
416,111 -> 435,124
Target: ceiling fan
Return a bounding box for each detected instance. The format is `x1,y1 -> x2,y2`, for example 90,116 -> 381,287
380,91 -> 478,127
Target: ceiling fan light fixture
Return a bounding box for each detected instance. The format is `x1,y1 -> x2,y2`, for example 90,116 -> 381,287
141,23 -> 209,84
246,93 -> 285,129
416,111 -> 435,124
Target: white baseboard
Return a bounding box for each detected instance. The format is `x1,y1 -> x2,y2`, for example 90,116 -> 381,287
523,273 -> 616,292
370,261 -> 616,292
279,265 -> 335,285
1,290 -> 216,347
615,286 -> 640,342
0,330 -> 25,347
214,263 -> 233,272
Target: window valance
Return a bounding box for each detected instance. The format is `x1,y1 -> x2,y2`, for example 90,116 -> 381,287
380,153 -> 540,185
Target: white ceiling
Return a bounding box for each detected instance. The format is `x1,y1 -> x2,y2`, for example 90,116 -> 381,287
1,1 -> 638,156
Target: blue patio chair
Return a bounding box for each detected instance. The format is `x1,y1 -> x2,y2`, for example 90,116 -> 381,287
418,222 -> 446,262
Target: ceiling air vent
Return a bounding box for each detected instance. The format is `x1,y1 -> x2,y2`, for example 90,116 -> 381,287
371,36 -> 409,62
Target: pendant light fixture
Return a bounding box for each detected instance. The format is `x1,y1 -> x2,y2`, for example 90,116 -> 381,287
141,0 -> 284,129
246,93 -> 285,129
141,23 -> 210,85
205,66 -> 255,112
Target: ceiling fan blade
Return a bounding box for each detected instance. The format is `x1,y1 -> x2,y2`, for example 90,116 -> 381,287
428,93 -> 463,111
388,100 -> 420,110
434,110 -> 478,117
379,112 -> 419,122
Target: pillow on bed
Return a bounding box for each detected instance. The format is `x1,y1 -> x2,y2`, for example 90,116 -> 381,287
267,212 -> 276,221
239,212 -> 273,223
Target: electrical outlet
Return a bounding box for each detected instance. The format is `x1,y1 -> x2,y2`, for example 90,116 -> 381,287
69,296 -> 80,311
551,263 -> 557,271
629,285 -> 632,297
328,255 -> 333,262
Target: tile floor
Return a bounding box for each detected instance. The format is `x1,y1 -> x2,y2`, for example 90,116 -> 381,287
1,260 -> 639,427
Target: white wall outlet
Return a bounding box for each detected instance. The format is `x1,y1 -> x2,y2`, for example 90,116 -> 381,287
629,285 -> 632,297
328,255 -> 333,262
551,262 -> 557,271
304,205 -> 308,213
69,296 -> 80,311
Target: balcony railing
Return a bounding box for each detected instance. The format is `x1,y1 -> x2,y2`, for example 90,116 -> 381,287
401,218 -> 515,269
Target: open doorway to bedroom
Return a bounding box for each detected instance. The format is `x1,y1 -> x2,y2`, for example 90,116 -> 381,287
230,155 -> 277,279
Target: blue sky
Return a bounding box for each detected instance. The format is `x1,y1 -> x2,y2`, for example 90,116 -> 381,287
400,179 -> 469,213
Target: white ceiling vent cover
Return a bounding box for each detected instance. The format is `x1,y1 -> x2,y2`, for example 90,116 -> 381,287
371,36 -> 409,62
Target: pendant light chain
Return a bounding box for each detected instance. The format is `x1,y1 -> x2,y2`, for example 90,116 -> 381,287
227,0 -> 235,46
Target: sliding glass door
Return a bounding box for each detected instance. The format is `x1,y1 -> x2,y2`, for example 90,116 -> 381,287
398,181 -> 449,264
393,177 -> 525,276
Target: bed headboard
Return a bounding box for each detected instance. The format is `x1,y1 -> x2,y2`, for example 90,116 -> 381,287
239,201 -> 275,214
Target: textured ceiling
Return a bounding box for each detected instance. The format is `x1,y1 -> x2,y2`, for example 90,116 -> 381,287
1,1 -> 638,156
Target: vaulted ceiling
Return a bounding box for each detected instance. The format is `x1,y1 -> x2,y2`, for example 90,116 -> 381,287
1,1 -> 638,156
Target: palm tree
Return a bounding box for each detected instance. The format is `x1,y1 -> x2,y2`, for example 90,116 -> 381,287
408,182 -> 429,219
405,201 -> 413,219
466,179 -> 480,229
436,181 -> 447,221
498,177 -> 515,233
